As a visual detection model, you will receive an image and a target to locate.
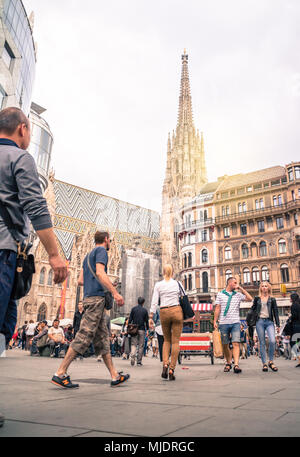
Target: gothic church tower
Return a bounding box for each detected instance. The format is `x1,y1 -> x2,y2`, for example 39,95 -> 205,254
161,51 -> 207,269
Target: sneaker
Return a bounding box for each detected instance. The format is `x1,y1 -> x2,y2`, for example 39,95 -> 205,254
0,412 -> 4,427
111,372 -> 130,387
131,358 -> 135,366
137,362 -> 143,366
51,375 -> 79,389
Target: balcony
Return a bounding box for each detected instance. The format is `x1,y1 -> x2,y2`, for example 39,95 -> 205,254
177,218 -> 215,233
215,199 -> 300,224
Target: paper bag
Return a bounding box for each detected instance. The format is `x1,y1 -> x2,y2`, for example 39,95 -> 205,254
213,330 -> 223,358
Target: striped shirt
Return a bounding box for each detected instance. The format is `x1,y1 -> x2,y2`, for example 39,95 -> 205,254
215,291 -> 246,325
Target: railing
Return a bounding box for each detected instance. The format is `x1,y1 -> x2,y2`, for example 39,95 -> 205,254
177,218 -> 215,233
215,199 -> 300,224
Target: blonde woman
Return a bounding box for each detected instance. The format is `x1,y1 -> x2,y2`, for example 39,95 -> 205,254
250,282 -> 280,372
149,265 -> 184,381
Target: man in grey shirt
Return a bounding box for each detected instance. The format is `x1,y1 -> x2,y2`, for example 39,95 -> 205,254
0,107 -> 67,349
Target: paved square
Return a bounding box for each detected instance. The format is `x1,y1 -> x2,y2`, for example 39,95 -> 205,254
0,351 -> 299,437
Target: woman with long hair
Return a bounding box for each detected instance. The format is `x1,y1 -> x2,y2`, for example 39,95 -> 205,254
251,281 -> 280,372
290,293 -> 300,367
149,264 -> 184,381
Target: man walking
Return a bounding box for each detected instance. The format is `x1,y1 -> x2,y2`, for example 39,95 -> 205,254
214,277 -> 252,373
0,107 -> 68,425
129,297 -> 149,366
51,231 -> 130,388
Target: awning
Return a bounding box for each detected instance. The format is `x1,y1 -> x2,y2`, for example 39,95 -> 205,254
192,303 -> 213,312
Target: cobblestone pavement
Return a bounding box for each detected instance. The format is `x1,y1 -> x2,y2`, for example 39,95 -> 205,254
0,350 -> 299,437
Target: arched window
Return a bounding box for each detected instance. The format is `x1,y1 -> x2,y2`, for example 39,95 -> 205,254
202,272 -> 209,293
242,244 -> 249,259
238,203 -> 242,213
188,274 -> 193,291
188,252 -> 192,267
225,270 -> 232,282
37,304 -> 47,322
47,270 -> 53,286
202,249 -> 208,264
184,276 -> 188,290
39,268 -> 46,285
243,202 -> 247,212
261,266 -> 270,281
273,196 -> 277,207
224,246 -> 231,260
259,241 -> 267,257
250,242 -> 257,258
183,254 -> 187,269
243,268 -> 251,285
252,267 -> 260,284
281,264 -> 289,283
278,239 -> 287,254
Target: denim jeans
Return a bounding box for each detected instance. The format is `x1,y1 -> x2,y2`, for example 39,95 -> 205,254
0,250 -> 17,345
256,318 -> 276,365
131,330 -> 145,364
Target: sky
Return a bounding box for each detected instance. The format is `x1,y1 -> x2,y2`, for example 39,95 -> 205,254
23,0 -> 300,213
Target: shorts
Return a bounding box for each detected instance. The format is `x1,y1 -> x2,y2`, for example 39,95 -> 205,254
152,337 -> 158,348
219,322 -> 241,345
71,296 -> 110,356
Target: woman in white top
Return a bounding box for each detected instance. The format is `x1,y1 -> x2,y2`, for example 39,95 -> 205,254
150,265 -> 184,381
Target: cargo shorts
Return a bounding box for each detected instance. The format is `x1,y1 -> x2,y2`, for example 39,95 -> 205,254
71,296 -> 110,356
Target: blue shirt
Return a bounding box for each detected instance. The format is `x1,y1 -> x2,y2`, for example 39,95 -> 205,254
83,246 -> 108,298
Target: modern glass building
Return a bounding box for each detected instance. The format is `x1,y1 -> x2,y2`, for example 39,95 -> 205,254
0,0 -> 36,115
29,103 -> 54,192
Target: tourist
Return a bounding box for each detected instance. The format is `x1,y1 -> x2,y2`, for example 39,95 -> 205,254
51,231 -> 129,388
73,302 -> 84,337
21,321 -> 28,350
214,277 -> 252,374
250,282 -> 280,372
282,333 -> 291,360
64,325 -> 74,352
121,318 -> 131,360
48,319 -> 66,358
0,107 -> 67,355
129,297 -> 149,366
153,308 -> 164,362
32,321 -> 49,355
240,324 -> 248,359
150,264 -> 184,381
25,320 -> 36,350
290,293 -> 300,368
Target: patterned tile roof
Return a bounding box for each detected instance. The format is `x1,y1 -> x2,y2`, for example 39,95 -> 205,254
216,166 -> 285,191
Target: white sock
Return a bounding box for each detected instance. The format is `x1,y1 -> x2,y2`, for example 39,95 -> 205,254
55,373 -> 67,379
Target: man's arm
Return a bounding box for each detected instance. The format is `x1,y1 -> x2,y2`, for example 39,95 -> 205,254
36,228 -> 67,284
237,286 -> 252,302
213,305 -> 221,329
96,263 -> 124,306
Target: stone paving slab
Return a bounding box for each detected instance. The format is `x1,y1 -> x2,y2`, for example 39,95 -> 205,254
0,350 -> 300,437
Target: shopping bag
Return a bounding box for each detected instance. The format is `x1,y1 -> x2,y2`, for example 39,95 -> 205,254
212,330 -> 223,358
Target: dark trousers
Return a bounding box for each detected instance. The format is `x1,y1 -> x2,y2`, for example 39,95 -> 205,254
157,334 -> 164,362
0,250 -> 17,345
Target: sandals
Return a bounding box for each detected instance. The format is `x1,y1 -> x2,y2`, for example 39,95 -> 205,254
268,362 -> 278,372
233,365 -> 242,374
169,369 -> 176,381
224,363 -> 232,372
262,364 -> 268,372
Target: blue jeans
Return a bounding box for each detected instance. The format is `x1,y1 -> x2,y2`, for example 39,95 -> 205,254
219,322 -> 241,344
256,318 -> 276,365
0,250 -> 17,345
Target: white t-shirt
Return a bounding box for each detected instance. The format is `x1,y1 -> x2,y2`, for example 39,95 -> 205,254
25,323 -> 36,336
215,291 -> 246,325
150,279 -> 183,315
48,327 -> 65,342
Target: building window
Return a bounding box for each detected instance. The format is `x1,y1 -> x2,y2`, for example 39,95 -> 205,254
295,213 -> 299,226
273,196 -> 277,207
47,270 -> 53,286
255,200 -> 260,210
261,266 -> 270,281
280,264 -> 289,283
278,195 -> 282,206
258,220 -> 265,233
2,42 -> 14,70
276,217 -> 284,230
204,210 -> 208,221
224,246 -> 231,260
226,206 -> 230,215
188,252 -> 192,267
295,167 -> 300,180
184,276 -> 187,290
183,254 -> 187,269
243,202 -> 247,212
202,249 -> 208,264
202,272 -> 209,293
260,198 -> 264,209
240,224 -> 247,236
222,206 -> 226,216
259,241 -> 267,257
39,268 -> 46,285
296,236 -> 300,250
238,203 -> 242,213
242,244 -> 249,259
225,270 -> 232,282
202,230 -> 208,242
243,268 -> 250,285
278,239 -> 287,254
37,304 -> 47,322
224,227 -> 230,238
188,274 -> 193,291
252,267 -> 260,284
288,168 -> 294,181
250,242 -> 257,257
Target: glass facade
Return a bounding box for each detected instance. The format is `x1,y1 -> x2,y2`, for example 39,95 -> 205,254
28,109 -> 54,192
3,0 -> 36,115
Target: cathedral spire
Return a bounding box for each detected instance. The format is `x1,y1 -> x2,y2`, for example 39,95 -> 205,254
177,49 -> 193,129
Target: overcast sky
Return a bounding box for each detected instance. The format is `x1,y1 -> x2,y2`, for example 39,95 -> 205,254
23,0 -> 300,213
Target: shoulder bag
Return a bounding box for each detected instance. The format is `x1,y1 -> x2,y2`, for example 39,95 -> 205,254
0,200 -> 35,300
87,252 -> 113,310
177,281 -> 195,320
127,323 -> 139,336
